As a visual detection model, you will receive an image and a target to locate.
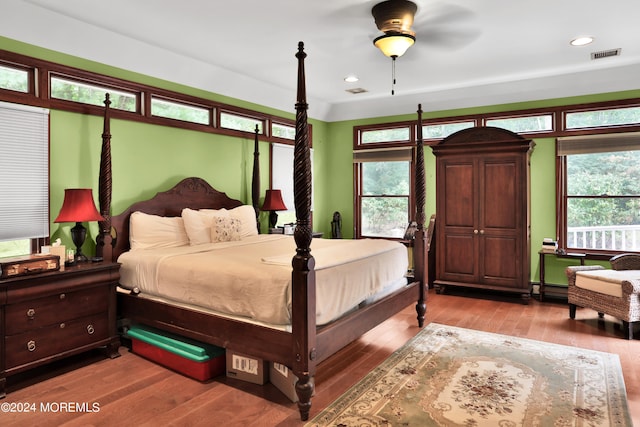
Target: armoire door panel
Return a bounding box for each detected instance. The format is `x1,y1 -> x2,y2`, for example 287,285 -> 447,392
443,162 -> 474,227
441,233 -> 476,280
481,236 -> 520,287
482,161 -> 518,230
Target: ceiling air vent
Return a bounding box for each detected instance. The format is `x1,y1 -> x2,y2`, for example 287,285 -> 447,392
346,88 -> 368,94
591,48 -> 621,60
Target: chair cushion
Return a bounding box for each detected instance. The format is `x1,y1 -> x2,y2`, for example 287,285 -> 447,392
575,269 -> 640,298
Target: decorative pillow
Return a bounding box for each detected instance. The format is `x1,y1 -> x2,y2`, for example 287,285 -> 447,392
228,205 -> 258,238
181,208 -> 228,245
129,211 -> 189,250
210,216 -> 242,243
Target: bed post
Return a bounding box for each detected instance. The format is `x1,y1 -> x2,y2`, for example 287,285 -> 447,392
96,93 -> 113,262
252,124 -> 260,233
413,104 -> 427,327
291,41 -> 316,421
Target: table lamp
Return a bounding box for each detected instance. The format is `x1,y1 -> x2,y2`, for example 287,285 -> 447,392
261,189 -> 287,229
54,188 -> 105,262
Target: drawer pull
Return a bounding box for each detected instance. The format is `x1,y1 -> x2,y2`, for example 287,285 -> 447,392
87,324 -> 95,335
59,293 -> 66,300
27,340 -> 36,352
26,308 -> 36,319
60,323 -> 66,329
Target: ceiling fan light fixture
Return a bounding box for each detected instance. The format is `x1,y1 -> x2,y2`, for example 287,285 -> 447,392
373,33 -> 415,58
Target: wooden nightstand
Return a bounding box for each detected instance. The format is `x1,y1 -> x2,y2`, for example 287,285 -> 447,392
0,261 -> 120,398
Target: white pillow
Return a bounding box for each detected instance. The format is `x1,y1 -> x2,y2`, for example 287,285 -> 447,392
181,208 -> 228,245
210,216 -> 242,242
130,211 -> 189,250
228,205 -> 258,238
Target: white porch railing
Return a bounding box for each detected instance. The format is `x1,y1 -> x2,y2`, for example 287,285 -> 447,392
567,225 -> 640,251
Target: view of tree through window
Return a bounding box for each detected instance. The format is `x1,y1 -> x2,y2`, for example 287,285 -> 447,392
0,65 -> 28,92
151,98 -> 210,125
567,150 -> 640,251
50,77 -> 136,112
361,161 -> 410,238
566,106 -> 640,129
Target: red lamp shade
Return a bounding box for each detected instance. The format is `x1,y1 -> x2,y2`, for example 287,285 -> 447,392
54,189 -> 105,223
261,189 -> 287,211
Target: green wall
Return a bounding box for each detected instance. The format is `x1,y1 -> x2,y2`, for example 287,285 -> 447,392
3,36 -> 639,285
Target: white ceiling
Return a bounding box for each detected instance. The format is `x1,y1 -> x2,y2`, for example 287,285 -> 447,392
3,0 -> 640,122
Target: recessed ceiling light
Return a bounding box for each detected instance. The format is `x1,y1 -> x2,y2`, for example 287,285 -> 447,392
344,75 -> 359,83
570,36 -> 594,46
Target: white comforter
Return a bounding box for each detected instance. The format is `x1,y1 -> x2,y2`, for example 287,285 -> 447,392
118,235 -> 408,326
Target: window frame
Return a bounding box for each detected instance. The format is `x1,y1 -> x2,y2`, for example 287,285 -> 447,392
354,159 -> 413,239
556,132 -> 640,256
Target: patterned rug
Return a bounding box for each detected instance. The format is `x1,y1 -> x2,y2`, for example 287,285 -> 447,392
306,323 -> 632,427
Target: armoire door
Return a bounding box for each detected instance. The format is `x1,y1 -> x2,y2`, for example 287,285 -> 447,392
477,155 -> 523,289
436,158 -> 477,283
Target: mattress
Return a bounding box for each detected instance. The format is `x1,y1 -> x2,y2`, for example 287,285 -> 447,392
118,234 -> 408,327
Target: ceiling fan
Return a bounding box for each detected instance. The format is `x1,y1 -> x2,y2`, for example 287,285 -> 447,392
369,0 -> 479,94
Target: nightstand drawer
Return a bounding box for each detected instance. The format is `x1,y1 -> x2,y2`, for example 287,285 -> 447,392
5,313 -> 109,368
4,286 -> 109,335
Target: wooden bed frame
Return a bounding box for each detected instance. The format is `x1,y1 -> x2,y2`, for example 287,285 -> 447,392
96,42 -> 427,421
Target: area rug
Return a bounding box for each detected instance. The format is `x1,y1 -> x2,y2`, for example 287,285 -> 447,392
306,323 -> 632,426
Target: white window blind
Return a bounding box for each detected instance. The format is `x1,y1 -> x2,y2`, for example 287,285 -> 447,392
0,101 -> 50,241
271,143 -> 313,214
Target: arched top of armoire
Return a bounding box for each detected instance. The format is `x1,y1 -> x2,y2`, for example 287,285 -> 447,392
431,126 -> 534,155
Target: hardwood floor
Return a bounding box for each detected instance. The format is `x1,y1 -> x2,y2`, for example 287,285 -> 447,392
3,288 -> 640,426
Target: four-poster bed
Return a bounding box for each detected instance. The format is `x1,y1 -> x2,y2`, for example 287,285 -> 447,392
96,42 -> 428,421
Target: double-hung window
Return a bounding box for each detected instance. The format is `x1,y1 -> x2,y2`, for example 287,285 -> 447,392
557,132 -> 640,253
355,151 -> 412,238
353,119 -> 414,239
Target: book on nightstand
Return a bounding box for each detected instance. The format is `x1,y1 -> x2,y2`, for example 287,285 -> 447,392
541,238 -> 558,254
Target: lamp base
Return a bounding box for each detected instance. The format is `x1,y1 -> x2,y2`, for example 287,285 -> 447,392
70,221 -> 89,263
268,211 -> 279,229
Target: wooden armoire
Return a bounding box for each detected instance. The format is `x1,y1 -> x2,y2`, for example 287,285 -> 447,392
431,127 -> 534,302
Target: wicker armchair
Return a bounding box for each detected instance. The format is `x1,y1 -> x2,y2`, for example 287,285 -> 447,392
566,253 -> 640,339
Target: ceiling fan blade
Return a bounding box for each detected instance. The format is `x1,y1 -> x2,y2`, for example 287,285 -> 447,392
412,2 -> 481,50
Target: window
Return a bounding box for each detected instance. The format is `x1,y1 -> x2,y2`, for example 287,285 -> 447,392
151,97 -> 210,125
272,122 -> 295,140
359,126 -> 411,145
557,132 -> 640,252
486,114 -> 553,133
50,76 -> 137,112
0,101 -> 50,256
354,148 -> 412,238
220,111 -> 263,133
271,143 -> 314,226
566,106 -> 640,129
422,120 -> 475,139
0,64 -> 29,93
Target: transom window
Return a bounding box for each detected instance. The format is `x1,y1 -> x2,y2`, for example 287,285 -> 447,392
220,111 -> 263,133
422,120 -> 475,139
0,64 -> 29,93
151,97 -> 210,125
50,76 -> 137,112
486,113 -> 553,133
359,126 -> 410,145
272,122 -> 295,140
566,106 -> 640,129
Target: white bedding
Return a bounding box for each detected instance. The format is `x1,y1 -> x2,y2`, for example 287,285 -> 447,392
118,234 -> 409,327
